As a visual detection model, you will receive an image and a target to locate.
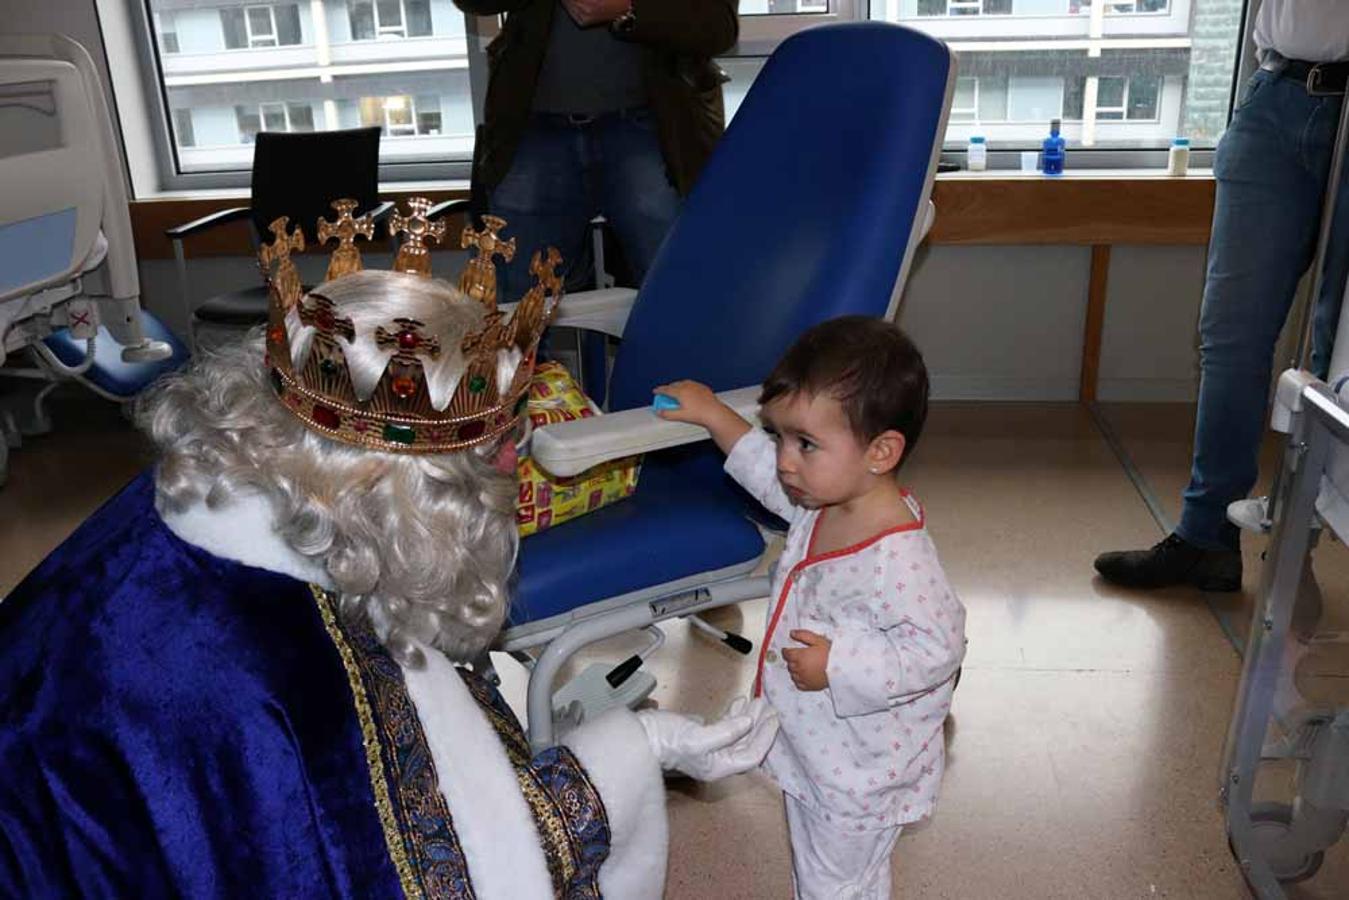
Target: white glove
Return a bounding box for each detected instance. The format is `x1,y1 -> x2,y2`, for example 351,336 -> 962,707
636,696 -> 779,781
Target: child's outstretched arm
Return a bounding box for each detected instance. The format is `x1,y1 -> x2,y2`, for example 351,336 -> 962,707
652,380 -> 752,455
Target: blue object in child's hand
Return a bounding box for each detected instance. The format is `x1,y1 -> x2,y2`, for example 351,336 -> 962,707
652,394 -> 681,412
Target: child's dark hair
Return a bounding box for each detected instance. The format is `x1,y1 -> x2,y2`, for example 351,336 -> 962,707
760,316 -> 929,463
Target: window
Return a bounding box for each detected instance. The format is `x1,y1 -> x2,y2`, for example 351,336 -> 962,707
871,1 -> 1241,152
725,1 -> 1242,155
235,101 -> 316,142
951,76 -> 978,121
1071,0 -> 1170,13
172,109 -> 194,147
222,4 -> 303,50
918,0 -> 1012,16
350,0 -> 434,40
357,95 -> 442,136
155,12 -> 179,54
127,1 -> 1248,189
138,0 -> 476,183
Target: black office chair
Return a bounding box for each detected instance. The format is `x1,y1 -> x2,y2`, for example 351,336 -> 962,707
166,127 -> 392,353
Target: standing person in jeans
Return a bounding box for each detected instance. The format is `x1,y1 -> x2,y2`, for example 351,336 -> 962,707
452,0 -> 738,302
1096,0 -> 1349,591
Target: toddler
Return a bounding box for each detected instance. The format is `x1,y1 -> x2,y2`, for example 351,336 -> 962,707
656,316 -> 966,899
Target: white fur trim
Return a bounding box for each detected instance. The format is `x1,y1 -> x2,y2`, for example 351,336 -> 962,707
159,491 -> 333,589
564,709 -> 669,900
402,646 -> 554,900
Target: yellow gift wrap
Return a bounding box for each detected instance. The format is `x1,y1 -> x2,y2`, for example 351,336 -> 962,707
516,362 -> 642,537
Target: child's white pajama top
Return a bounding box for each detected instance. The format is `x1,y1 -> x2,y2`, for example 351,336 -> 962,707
725,428 -> 967,832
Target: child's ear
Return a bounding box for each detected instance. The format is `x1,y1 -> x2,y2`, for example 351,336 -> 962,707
867,430 -> 907,476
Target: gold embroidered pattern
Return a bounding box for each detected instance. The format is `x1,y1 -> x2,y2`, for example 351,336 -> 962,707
309,584 -> 420,900
456,671 -> 609,899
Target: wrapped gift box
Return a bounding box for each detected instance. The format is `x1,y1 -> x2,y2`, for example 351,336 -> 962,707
517,362 -> 641,536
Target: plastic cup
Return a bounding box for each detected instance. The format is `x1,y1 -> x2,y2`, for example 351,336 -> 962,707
1020,151 -> 1039,173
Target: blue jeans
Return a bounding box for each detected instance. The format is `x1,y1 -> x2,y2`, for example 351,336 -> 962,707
487,108 -> 682,303
1178,69 -> 1349,551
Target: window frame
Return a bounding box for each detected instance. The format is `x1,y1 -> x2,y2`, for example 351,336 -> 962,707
110,0 -> 1253,195
243,5 -> 280,49
121,0 -> 492,192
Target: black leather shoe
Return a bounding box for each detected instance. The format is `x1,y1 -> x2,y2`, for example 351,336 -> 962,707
1094,533 -> 1242,592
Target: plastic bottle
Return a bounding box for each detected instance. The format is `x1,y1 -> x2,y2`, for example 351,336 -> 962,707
1041,118 -> 1066,176
1167,137 -> 1191,176
967,135 -> 987,171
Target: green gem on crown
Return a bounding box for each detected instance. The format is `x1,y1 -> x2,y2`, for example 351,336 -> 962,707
319,358 -> 340,376
382,423 -> 416,445
468,375 -> 488,394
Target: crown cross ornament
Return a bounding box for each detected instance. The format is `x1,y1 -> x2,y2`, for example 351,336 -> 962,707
375,318 -> 442,360
459,215 -> 516,307
317,199 -> 375,281
506,248 -> 563,349
259,217 -> 306,310
298,293 -> 356,343
262,196 -> 562,454
390,197 -> 446,277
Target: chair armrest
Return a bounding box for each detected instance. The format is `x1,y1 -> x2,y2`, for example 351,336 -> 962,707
921,200 -> 935,242
530,385 -> 761,477
427,198 -> 471,222
500,287 -> 638,339
165,206 -> 252,239
367,200 -> 396,222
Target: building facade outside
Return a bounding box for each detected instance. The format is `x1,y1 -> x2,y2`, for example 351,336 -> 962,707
147,0 -> 1243,175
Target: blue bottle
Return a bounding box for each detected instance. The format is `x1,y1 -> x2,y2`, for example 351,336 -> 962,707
1041,118 -> 1066,176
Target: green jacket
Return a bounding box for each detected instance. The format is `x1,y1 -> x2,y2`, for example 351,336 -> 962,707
454,0 -> 739,198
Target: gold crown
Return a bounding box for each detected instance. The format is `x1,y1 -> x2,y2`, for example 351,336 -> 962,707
259,197 -> 562,454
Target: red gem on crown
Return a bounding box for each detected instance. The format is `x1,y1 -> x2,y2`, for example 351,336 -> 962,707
312,405 -> 341,429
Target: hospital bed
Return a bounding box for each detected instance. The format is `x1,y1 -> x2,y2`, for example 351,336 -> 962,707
491,22 -> 954,750
0,34 -> 185,485
1220,88 -> 1349,896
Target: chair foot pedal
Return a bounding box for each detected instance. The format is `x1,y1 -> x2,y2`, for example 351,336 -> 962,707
552,662 -> 656,726
722,633 -> 752,655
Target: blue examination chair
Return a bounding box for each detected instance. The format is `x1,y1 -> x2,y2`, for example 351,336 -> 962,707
497,22 -> 955,749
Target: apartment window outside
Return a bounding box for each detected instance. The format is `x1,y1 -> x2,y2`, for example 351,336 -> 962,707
917,0 -> 1013,16
236,101 -> 316,142
1070,0 -> 1171,13
951,76 -> 979,120
350,0 -> 435,40
156,12 -> 180,54
221,4 -> 303,50
172,109 -> 195,147
356,95 -> 442,136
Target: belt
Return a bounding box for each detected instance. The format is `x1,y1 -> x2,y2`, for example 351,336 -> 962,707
1262,57 -> 1349,96
532,106 -> 649,127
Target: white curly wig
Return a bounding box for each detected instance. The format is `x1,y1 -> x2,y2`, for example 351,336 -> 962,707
137,272 -> 522,667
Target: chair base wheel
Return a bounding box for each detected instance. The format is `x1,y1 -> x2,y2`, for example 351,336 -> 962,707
1247,801 -> 1327,884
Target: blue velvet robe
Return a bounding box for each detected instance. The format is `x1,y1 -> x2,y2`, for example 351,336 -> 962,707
0,473 -> 610,899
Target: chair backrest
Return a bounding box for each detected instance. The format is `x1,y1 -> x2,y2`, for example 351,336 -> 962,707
250,127 -> 382,242
607,23 -> 953,412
